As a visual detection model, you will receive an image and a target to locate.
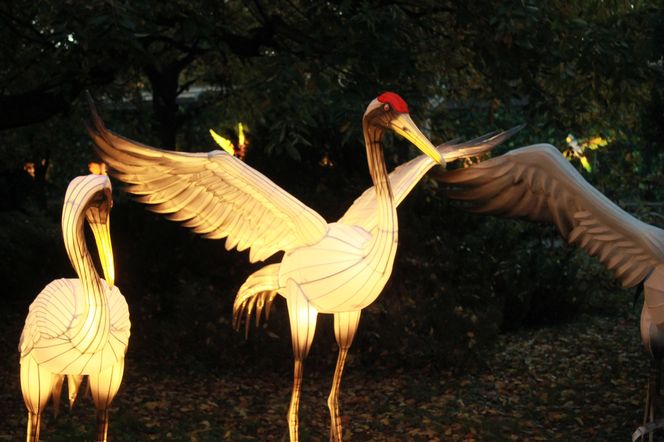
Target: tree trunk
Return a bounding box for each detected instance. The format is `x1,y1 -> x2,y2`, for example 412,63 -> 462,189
146,65 -> 180,150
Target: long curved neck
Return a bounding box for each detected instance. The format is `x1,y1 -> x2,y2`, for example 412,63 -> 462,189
363,119 -> 397,234
62,203 -> 110,354
362,118 -> 399,281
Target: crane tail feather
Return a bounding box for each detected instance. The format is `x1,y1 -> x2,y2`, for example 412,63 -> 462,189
233,264 -> 282,336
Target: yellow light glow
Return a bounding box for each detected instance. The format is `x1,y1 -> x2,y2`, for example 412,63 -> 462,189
580,156 -> 592,172
237,123 -> 246,148
210,124 -> 249,160
209,129 -> 235,156
584,136 -> 608,150
319,152 -> 334,168
564,132 -> 610,172
88,162 -> 107,175
236,123 -> 249,160
23,162 -> 36,178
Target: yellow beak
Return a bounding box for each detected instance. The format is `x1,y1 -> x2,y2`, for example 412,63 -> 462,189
90,219 -> 115,288
390,114 -> 444,166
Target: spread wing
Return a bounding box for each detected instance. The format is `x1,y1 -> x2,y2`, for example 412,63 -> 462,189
438,143 -> 664,288
88,106 -> 327,263
339,127 -> 522,231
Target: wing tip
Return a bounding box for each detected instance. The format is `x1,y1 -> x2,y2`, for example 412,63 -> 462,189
85,91 -> 107,137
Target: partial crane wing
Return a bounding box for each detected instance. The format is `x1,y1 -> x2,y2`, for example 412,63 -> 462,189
88,105 -> 327,263
339,127 -> 521,231
438,144 -> 664,288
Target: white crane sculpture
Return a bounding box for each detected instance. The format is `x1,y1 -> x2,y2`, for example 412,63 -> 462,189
436,144 -> 664,441
233,125 -> 521,337
19,174 -> 130,442
87,92 -> 512,441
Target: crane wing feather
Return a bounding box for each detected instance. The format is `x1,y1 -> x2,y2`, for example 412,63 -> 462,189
438,144 -> 664,288
88,109 -> 327,262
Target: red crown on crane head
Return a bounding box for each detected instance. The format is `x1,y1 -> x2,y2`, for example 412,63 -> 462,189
377,92 -> 409,113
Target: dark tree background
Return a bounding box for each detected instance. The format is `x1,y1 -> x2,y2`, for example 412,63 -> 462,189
1,1 -> 664,440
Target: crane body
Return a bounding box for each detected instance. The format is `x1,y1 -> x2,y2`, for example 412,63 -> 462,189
88,92 -> 515,441
19,174 -> 130,442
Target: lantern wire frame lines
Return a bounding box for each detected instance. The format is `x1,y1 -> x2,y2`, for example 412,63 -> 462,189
19,174 -> 130,442
88,92 -> 517,441
436,144 -> 664,442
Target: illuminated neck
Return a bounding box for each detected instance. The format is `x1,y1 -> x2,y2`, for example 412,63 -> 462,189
362,118 -> 397,232
62,201 -> 110,353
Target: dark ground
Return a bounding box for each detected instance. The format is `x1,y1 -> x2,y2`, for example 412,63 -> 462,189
0,306 -> 647,441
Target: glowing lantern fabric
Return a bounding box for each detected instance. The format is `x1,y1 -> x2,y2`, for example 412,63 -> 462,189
437,144 -> 664,439
19,174 -> 130,442
88,93 -> 516,441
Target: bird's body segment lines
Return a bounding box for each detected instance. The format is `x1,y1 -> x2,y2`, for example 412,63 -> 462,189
88,93 -> 514,441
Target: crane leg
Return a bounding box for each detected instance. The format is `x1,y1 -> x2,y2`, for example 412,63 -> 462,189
633,358 -> 664,441
638,358 -> 662,442
20,357 -> 54,442
652,358 -> 662,442
328,311 -> 361,442
286,282 -> 318,442
51,375 -> 64,418
95,409 -> 109,442
25,412 -> 41,442
89,359 -> 125,442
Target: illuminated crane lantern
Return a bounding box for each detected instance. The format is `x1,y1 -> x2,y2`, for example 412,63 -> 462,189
437,144 -> 664,442
88,92 -> 514,441
19,174 -> 130,442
